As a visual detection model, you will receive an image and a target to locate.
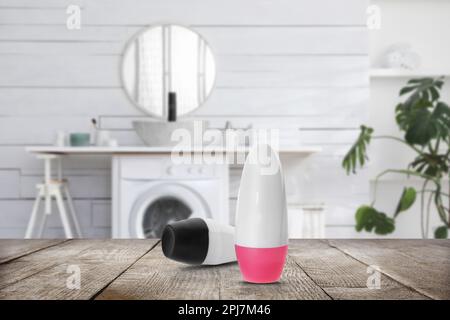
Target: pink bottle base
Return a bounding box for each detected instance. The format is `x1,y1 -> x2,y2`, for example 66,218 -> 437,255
235,245 -> 288,283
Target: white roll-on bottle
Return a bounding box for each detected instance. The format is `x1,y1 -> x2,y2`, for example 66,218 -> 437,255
235,144 -> 288,283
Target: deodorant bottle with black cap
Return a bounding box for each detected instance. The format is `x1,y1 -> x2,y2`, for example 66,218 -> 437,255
162,218 -> 236,265
235,144 -> 288,283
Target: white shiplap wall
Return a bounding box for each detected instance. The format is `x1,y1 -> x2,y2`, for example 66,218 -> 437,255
0,0 -> 369,238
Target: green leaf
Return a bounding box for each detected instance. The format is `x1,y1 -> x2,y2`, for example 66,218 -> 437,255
434,226 -> 448,239
354,205 -> 396,235
395,98 -> 432,132
407,78 -> 430,84
430,87 -> 440,101
355,206 -> 375,232
397,78 -> 446,132
404,101 -> 450,146
434,102 -> 450,133
394,187 -> 416,217
342,125 -> 373,174
410,152 -> 448,178
399,86 -> 417,96
374,214 -> 395,235
405,109 -> 438,145
422,90 -> 430,102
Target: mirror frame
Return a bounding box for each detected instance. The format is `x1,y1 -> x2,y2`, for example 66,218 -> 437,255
120,24 -> 217,119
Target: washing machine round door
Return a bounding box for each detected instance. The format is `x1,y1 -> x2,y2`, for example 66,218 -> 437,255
129,183 -> 211,238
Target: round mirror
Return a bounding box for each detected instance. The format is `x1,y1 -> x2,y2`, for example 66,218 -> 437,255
122,25 -> 216,118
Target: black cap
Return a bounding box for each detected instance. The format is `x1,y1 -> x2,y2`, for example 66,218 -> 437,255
161,218 -> 209,265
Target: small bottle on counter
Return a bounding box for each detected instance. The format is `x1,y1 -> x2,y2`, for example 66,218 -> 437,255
168,92 -> 177,122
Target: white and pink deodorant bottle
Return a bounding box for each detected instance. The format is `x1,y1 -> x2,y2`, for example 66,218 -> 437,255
162,218 -> 236,265
235,144 -> 288,283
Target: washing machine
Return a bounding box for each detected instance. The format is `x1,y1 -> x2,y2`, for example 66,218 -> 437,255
112,155 -> 229,238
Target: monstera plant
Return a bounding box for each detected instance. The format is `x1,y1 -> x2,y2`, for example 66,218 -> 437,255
343,77 -> 450,238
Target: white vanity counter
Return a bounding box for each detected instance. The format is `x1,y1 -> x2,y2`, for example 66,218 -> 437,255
26,146 -> 322,155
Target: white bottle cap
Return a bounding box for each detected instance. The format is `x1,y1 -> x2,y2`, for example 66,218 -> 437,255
235,144 -> 288,248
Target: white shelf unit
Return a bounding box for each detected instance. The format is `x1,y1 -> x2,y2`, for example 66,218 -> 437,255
370,68 -> 450,78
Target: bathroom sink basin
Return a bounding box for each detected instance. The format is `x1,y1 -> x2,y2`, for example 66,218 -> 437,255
133,120 -> 208,147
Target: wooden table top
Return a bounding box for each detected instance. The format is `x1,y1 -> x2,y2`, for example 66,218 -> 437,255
0,239 -> 449,300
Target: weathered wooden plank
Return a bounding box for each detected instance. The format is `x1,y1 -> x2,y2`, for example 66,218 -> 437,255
97,243 -> 330,300
0,239 -> 65,264
289,240 -> 427,300
0,239 -> 92,289
0,240 -> 446,300
96,243 -> 221,300
0,239 -> 157,299
218,256 -> 331,300
323,286 -> 427,300
328,240 -> 450,300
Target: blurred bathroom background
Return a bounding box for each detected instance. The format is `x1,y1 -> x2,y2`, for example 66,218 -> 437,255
0,0 -> 449,239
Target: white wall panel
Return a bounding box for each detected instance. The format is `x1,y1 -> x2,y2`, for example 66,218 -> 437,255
0,0 -> 367,26
0,55 -> 368,88
0,25 -> 133,42
91,200 -> 111,227
0,170 -> 20,199
0,26 -> 367,55
0,88 -> 136,116
0,55 -> 120,87
194,87 -> 369,116
0,88 -> 367,126
0,200 -> 92,228
0,116 -> 93,144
